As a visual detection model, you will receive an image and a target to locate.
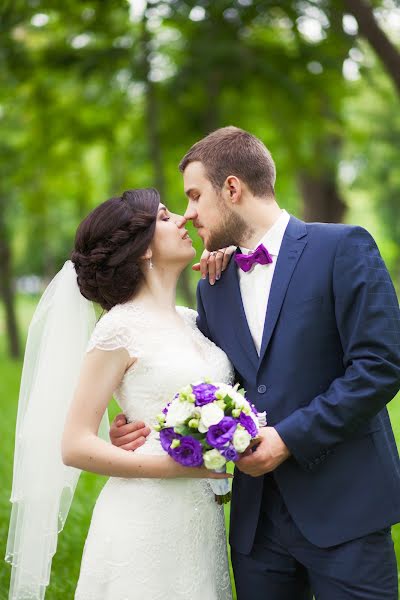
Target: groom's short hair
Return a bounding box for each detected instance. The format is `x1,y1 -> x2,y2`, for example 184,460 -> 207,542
179,126 -> 276,198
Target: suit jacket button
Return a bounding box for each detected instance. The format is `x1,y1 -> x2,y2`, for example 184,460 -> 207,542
257,384 -> 267,394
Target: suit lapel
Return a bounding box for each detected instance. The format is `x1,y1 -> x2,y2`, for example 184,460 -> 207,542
223,256 -> 259,371
258,216 -> 308,367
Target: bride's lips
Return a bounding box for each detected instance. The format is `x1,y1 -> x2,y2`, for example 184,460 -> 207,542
181,230 -> 192,243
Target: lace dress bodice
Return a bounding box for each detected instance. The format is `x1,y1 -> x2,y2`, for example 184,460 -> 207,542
87,302 -> 234,454
75,301 -> 234,600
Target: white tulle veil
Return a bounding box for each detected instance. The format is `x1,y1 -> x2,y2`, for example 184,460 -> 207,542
5,260 -> 110,600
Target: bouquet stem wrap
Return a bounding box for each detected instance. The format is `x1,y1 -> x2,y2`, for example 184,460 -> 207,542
210,468 -> 231,505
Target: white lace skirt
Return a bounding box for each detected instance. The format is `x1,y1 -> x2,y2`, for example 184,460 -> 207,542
75,476 -> 232,600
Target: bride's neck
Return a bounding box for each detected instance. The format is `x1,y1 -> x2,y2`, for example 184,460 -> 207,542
134,268 -> 179,313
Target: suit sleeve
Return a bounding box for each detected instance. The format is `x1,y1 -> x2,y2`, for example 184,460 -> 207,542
275,226 -> 400,471
196,281 -> 213,341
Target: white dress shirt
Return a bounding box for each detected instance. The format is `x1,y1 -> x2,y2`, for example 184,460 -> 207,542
238,210 -> 290,355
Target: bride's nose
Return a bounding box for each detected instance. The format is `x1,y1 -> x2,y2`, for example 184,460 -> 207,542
171,213 -> 187,228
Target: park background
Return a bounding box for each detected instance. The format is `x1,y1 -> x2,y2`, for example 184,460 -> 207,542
0,0 -> 399,597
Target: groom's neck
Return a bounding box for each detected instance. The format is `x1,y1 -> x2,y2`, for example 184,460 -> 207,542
238,199 -> 282,250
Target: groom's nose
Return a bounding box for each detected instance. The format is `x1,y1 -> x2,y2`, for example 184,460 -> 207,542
184,204 -> 197,222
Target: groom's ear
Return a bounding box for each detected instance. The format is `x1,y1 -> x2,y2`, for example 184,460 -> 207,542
224,175 -> 242,204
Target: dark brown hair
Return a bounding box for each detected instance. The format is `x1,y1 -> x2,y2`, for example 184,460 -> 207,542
179,126 -> 276,198
71,189 -> 159,310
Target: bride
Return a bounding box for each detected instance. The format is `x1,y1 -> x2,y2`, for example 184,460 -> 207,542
6,188 -> 233,600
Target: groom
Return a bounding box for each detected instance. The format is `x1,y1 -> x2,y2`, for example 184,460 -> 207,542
111,127 -> 400,598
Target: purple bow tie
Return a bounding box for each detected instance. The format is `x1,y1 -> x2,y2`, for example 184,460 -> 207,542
234,244 -> 273,273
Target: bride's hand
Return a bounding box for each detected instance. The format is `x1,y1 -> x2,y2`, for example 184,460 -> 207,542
110,414 -> 151,451
192,246 -> 236,285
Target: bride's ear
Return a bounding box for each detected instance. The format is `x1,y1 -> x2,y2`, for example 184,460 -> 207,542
141,248 -> 153,261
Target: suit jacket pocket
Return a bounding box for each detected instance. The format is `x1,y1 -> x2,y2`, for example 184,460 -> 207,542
281,295 -> 323,317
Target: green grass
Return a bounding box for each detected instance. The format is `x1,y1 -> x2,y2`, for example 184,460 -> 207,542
0,295 -> 399,599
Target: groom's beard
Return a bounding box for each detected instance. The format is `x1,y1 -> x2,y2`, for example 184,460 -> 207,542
205,205 -> 250,252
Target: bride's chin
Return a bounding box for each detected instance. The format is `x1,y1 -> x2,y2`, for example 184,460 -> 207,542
181,247 -> 196,266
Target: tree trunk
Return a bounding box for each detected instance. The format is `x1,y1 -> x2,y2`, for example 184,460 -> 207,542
141,8 -> 166,198
204,70 -> 220,133
140,7 -> 194,307
0,199 -> 20,359
343,0 -> 400,97
298,171 -> 346,223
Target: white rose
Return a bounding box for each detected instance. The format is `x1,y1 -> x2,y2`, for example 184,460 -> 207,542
233,426 -> 251,453
198,403 -> 225,433
165,399 -> 195,427
203,449 -> 227,470
232,393 -> 247,409
215,383 -> 234,400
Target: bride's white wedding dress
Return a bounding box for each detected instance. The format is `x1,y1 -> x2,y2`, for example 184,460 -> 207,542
74,302 -> 234,600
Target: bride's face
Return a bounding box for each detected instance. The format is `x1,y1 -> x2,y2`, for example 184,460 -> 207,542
150,203 -> 195,267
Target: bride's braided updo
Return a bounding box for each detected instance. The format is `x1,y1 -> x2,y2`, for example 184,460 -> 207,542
71,189 -> 159,310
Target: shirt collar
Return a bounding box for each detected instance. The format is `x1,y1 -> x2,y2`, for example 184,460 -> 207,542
239,209 -> 290,256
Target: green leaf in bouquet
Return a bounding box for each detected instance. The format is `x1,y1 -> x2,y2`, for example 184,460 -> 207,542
174,424 -> 192,436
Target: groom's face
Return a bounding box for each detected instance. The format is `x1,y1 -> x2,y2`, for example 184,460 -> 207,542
183,161 -> 246,251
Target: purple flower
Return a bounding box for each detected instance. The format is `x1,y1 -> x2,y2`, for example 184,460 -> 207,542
191,383 -> 219,406
220,444 -> 239,462
159,427 -> 180,452
169,436 -> 204,467
206,417 -> 237,449
250,403 -> 258,415
239,413 -> 258,438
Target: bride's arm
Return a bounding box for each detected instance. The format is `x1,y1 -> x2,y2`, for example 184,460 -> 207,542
62,348 -> 227,480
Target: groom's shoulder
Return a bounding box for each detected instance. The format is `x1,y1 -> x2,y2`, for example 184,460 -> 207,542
303,220 -> 372,247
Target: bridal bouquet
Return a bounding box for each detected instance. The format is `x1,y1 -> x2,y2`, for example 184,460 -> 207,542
155,381 -> 266,504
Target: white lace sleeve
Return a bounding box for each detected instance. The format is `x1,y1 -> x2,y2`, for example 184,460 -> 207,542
176,305 -> 198,329
86,308 -> 138,358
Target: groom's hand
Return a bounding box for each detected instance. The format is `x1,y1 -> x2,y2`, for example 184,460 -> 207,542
109,414 -> 151,451
236,427 -> 291,477
192,247 -> 236,285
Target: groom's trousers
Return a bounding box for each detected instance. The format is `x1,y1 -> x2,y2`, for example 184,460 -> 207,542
231,475 -> 398,600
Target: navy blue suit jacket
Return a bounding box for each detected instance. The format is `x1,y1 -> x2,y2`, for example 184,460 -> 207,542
196,216 -> 400,554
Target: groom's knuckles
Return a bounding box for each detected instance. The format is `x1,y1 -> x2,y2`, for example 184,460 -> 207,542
121,437 -> 146,451
114,421 -> 145,438
114,431 -> 142,446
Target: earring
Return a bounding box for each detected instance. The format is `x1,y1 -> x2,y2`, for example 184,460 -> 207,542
148,258 -> 153,270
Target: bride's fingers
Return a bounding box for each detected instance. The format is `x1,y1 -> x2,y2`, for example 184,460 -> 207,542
214,250 -> 226,281
200,250 -> 211,278
192,262 -> 201,271
222,246 -> 236,271
208,252 -> 217,285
